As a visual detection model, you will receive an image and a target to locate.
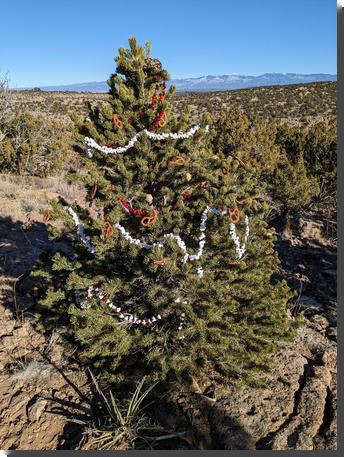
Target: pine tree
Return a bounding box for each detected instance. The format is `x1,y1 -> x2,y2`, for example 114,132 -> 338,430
32,38 -> 295,387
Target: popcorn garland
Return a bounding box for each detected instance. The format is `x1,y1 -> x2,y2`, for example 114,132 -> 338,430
230,215 -> 250,258
82,285 -> 188,329
66,207 -> 97,254
65,205 -> 250,275
196,267 -> 204,278
111,207 -> 249,273
114,207 -> 248,260
84,124 -> 209,156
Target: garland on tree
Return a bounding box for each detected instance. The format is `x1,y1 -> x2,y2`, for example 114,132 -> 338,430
64,205 -> 250,276
66,207 -> 97,254
83,124 -> 209,156
80,285 -> 188,330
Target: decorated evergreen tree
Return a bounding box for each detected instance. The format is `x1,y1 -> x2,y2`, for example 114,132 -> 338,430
33,38 -> 295,386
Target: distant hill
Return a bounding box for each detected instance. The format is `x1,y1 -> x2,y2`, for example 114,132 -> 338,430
21,73 -> 336,93
10,81 -> 336,124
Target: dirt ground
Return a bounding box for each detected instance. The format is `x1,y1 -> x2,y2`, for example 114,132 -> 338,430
0,197 -> 337,450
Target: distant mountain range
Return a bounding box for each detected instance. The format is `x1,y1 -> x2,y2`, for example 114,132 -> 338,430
23,73 -> 336,93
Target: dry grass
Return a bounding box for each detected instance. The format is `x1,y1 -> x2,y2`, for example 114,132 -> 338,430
0,173 -> 75,220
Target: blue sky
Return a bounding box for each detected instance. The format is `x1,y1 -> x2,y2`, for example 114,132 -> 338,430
0,0 -> 336,87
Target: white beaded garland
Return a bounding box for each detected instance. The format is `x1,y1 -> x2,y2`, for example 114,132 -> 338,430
82,285 -> 183,329
65,205 -> 250,272
83,124 -> 209,156
114,207 -> 249,266
230,215 -> 250,259
66,207 -> 97,254
196,267 -> 204,278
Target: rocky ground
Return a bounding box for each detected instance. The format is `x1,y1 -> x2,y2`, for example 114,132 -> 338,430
0,204 -> 337,450
163,325 -> 336,450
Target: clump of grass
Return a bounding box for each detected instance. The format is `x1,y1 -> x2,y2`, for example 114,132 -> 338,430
52,179 -> 75,200
21,197 -> 45,214
76,372 -> 185,450
0,175 -> 21,199
10,360 -> 53,382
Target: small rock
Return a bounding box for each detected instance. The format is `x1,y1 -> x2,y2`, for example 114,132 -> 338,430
27,398 -> 48,422
299,219 -> 327,244
309,315 -> 329,333
326,327 -> 337,342
320,349 -> 337,371
295,273 -> 310,283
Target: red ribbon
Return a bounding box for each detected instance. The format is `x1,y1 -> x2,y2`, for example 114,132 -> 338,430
118,196 -> 145,216
152,111 -> 165,129
151,94 -> 156,110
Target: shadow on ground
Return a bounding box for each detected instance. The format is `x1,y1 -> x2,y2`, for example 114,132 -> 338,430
0,216 -> 72,312
270,210 -> 337,325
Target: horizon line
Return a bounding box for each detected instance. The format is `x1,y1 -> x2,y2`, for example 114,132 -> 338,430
11,71 -> 337,90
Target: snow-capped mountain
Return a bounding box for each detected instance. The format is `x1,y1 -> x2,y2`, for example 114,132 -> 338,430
26,73 -> 336,93
169,73 -> 336,91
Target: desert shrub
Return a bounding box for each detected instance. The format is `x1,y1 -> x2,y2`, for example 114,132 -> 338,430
211,108 -> 281,181
211,110 -> 331,220
275,124 -> 306,163
173,82 -> 336,122
303,121 -> 337,200
0,111 -> 73,177
76,373 -> 181,450
276,121 -> 337,203
273,155 -> 319,217
0,72 -> 11,142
